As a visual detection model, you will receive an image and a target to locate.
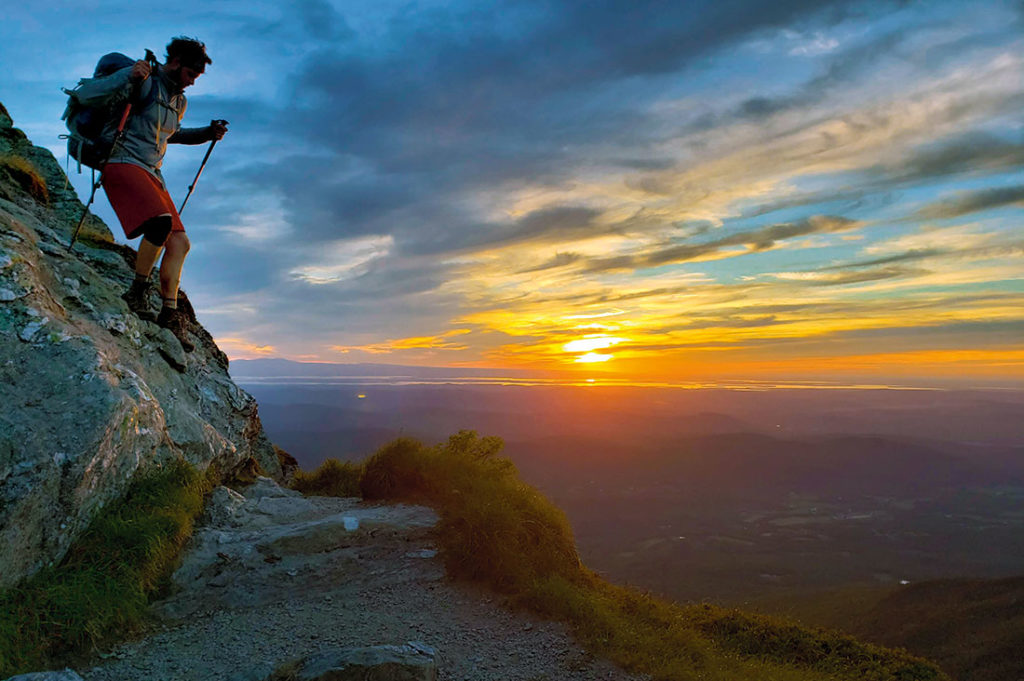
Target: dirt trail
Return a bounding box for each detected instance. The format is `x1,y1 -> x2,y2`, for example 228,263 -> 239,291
80,478 -> 648,681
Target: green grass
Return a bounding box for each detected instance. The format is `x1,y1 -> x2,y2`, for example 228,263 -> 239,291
748,577 -> 1024,681
0,459 -> 212,677
291,457 -> 362,497
299,431 -> 950,681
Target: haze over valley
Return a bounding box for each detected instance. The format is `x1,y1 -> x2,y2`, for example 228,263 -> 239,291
234,360 -> 1024,605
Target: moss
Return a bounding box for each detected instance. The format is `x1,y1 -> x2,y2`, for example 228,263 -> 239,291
0,154 -> 48,205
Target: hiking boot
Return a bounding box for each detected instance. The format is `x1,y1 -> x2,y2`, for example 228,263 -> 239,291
157,307 -> 195,353
121,280 -> 156,322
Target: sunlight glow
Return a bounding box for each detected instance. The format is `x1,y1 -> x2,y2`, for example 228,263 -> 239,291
576,352 -> 614,363
563,336 -> 627,353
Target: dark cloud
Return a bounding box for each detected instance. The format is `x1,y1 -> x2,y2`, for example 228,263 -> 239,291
739,133 -> 1024,221
263,0 -> 910,236
296,0 -> 355,42
820,248 -> 944,270
527,0 -> 892,81
796,241 -> 1024,285
913,184 -> 1024,220
877,133 -> 1024,184
583,215 -> 861,272
230,155 -> 424,241
692,28 -> 908,129
231,0 -> 355,43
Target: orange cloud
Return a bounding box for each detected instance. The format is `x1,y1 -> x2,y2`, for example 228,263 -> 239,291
216,337 -> 278,359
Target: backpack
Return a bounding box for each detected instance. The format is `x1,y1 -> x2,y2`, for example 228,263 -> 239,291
60,52 -> 155,171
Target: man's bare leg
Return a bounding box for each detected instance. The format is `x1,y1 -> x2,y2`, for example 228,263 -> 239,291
159,231 -> 190,306
156,231 -> 194,352
135,238 -> 163,277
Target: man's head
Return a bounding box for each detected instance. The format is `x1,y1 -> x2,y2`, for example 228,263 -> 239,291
164,36 -> 211,90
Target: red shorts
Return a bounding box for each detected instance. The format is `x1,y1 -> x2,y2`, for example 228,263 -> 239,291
102,163 -> 185,238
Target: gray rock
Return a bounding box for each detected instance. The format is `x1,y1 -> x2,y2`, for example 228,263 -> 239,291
154,327 -> 187,372
245,475 -> 302,500
0,104 -> 285,588
157,483 -> 439,618
205,486 -> 248,526
273,643 -> 438,681
3,670 -> 85,681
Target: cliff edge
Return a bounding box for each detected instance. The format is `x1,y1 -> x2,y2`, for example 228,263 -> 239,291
0,102 -> 285,588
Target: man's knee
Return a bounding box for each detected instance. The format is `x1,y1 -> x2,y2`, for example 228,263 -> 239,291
139,215 -> 173,247
167,231 -> 191,254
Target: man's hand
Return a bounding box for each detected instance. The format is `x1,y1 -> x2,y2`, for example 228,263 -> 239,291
209,119 -> 229,141
130,60 -> 151,83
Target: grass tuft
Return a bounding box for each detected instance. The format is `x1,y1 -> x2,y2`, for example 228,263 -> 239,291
291,457 -> 363,497
0,154 -> 48,204
0,459 -> 211,677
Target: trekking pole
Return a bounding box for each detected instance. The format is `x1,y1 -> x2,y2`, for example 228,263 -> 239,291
68,101 -> 133,250
69,50 -> 158,251
178,120 -> 228,215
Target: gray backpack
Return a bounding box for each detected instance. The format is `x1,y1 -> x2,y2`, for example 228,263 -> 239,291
61,52 -> 155,171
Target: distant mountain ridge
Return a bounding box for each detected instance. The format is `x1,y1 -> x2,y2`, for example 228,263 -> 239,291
230,357 -> 545,378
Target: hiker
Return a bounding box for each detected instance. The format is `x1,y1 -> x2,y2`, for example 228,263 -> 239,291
71,36 -> 227,352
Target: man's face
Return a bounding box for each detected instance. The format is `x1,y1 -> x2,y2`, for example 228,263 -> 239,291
166,57 -> 202,90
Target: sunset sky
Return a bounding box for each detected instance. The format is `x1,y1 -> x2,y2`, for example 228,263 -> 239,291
1,0 -> 1022,384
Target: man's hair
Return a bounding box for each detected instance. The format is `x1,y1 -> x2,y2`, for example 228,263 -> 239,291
166,36 -> 212,72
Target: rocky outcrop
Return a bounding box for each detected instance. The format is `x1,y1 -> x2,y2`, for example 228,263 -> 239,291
0,103 -> 284,588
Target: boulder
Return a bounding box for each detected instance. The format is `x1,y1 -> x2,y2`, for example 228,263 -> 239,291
0,103 -> 283,588
268,643 -> 438,681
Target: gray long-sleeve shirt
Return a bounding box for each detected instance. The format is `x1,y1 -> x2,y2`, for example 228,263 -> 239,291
70,63 -> 211,176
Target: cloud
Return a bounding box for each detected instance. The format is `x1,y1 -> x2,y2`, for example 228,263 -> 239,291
295,0 -> 355,42
19,0 -> 1015,375
519,252 -> 583,273
913,184 -> 1024,220
212,337 -> 277,358
772,266 -> 922,286
289,235 -> 395,284
330,329 -> 474,356
876,133 -> 1024,184
583,215 -> 862,273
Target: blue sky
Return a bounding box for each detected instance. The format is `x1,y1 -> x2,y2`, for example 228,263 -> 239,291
1,0 -> 1022,383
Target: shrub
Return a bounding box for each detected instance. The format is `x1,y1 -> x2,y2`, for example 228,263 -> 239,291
0,154 -> 48,205
361,431 -> 582,591
292,458 -> 363,497
0,459 -> 210,677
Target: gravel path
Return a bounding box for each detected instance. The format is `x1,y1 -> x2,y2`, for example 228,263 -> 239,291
79,479 -> 649,681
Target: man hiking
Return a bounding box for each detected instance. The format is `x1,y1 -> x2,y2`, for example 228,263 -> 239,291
71,36 -> 227,352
